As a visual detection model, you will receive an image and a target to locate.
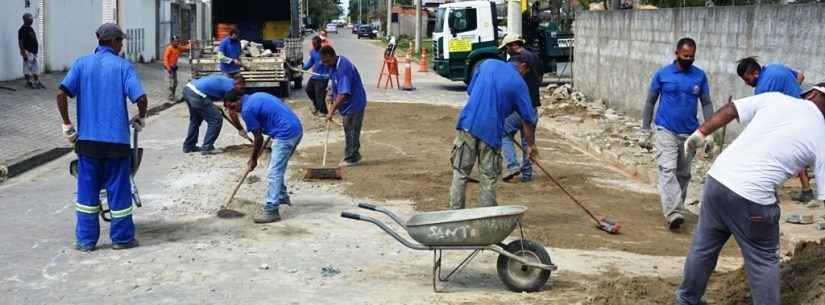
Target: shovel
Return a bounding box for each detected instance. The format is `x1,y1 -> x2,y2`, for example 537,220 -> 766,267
512,136 -> 621,234
217,136 -> 271,218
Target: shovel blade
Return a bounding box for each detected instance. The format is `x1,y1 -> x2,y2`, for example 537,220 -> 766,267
595,214 -> 621,234
217,208 -> 245,219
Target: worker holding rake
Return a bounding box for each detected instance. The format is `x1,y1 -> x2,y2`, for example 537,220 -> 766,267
448,57 -> 538,210
223,90 -> 303,224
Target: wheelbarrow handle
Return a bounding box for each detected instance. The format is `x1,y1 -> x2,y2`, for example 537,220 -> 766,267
341,212 -> 361,220
357,203 -> 406,228
358,203 -> 377,211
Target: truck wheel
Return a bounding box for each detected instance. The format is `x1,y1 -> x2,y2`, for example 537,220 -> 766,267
464,59 -> 487,85
279,81 -> 290,98
496,239 -> 552,292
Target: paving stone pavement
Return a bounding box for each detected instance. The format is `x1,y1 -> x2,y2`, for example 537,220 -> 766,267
0,61 -> 191,176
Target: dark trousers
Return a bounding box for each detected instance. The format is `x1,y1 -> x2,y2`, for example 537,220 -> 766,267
343,111 -> 364,163
675,176 -> 780,305
305,78 -> 329,114
183,87 -> 223,151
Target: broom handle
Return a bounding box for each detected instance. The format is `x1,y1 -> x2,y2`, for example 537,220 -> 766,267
512,136 -> 602,223
322,119 -> 330,167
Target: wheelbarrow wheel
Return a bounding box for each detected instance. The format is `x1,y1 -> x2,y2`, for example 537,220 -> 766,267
496,239 -> 552,292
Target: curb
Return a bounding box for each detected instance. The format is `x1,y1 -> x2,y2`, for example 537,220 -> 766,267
0,99 -> 183,182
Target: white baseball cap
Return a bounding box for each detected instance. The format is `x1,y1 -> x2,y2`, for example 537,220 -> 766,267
803,82 -> 825,96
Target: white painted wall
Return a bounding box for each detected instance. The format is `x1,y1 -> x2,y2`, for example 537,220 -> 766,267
119,0 -> 158,63
0,0 -> 40,81
44,0 -> 103,72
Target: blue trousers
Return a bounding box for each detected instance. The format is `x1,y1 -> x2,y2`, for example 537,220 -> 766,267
183,87 -> 223,151
75,155 -> 135,247
501,111 -> 536,177
264,134 -> 302,213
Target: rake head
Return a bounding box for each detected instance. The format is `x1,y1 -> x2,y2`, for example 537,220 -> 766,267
303,167 -> 343,180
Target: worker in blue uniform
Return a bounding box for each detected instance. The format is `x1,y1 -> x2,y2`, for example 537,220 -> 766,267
448,57 -> 539,210
736,56 -> 811,203
56,23 -> 147,252
218,26 -> 243,76
181,74 -> 246,154
319,45 -> 368,167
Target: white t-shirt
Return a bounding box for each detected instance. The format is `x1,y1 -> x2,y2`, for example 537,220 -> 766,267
708,92 -> 825,205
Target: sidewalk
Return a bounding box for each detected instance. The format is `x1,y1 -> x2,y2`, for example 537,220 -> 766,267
0,61 -> 190,181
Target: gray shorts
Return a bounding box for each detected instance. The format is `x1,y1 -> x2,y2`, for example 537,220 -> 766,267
23,51 -> 39,76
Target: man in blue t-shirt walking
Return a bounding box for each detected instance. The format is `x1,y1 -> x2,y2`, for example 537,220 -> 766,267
448,58 -> 538,210
223,90 -> 303,223
640,38 -> 715,230
181,74 -> 245,154
319,46 -> 367,166
56,23 -> 147,251
736,56 -> 811,203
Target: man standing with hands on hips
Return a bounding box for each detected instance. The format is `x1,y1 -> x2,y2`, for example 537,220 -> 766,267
320,46 -> 367,167
56,23 -> 147,252
639,37 -> 714,230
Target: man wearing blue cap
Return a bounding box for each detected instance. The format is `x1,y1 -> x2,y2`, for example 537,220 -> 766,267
448,58 -> 538,209
56,23 -> 147,252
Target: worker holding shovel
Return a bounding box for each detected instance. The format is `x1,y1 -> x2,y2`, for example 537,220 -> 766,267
181,74 -> 246,154
56,23 -> 147,252
448,57 -> 538,210
675,84 -> 825,305
223,90 -> 303,224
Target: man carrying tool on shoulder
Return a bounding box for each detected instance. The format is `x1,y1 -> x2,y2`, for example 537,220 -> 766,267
639,37 -> 714,230
181,74 -> 246,154
319,46 -> 367,167
674,84 -> 825,305
56,23 -> 147,252
223,90 -> 303,224
163,35 -> 190,101
448,57 -> 538,210
736,56 -> 811,203
499,34 -> 543,183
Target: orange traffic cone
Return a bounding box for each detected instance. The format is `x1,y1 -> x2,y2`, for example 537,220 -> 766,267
402,51 -> 414,91
418,48 -> 428,73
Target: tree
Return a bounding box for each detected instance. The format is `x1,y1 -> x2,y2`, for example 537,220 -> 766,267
308,0 -> 343,27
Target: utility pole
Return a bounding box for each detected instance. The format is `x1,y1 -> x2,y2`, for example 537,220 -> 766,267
386,0 -> 392,37
507,0 -> 522,35
414,0 -> 421,55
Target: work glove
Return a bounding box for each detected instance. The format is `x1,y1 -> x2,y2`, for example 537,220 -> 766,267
684,130 -> 706,158
638,129 -> 653,151
130,116 -> 146,132
62,124 -> 77,144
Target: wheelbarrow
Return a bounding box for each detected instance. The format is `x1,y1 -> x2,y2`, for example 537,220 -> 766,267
341,203 -> 557,292
69,126 -> 143,222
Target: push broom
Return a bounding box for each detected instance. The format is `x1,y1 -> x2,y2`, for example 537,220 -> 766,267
513,136 -> 621,234
303,119 -> 343,180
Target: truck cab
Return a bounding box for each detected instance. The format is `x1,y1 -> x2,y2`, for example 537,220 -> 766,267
431,1 -> 500,83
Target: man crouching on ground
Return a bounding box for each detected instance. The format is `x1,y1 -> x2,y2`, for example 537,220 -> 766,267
223,90 -> 303,223
448,57 -> 539,210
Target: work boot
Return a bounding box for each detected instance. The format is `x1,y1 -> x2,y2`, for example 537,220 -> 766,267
792,189 -> 814,203
36,82 -> 46,89
75,243 -> 96,252
112,239 -> 139,250
520,174 -> 533,183
338,160 -> 359,167
200,147 -> 219,155
253,209 -> 281,224
667,213 -> 685,231
25,82 -> 34,89
182,146 -> 201,153
502,169 -> 521,182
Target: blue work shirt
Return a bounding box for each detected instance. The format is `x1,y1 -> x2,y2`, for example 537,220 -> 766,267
241,93 -> 303,140
302,49 -> 329,80
192,75 -> 234,101
754,64 -> 801,98
456,60 -> 537,150
649,63 -> 710,134
329,56 -> 367,115
60,46 -> 146,145
218,37 -> 242,74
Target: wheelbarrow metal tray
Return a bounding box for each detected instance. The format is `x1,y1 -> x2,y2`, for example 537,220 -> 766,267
406,205 -> 527,246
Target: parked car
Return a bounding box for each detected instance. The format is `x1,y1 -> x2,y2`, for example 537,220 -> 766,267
357,25 -> 376,39
325,23 -> 337,34
351,24 -> 360,34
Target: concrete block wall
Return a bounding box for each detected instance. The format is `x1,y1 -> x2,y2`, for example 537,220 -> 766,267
43,0 -> 104,73
573,4 -> 825,136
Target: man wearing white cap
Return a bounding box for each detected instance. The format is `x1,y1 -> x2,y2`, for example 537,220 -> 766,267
674,83 -> 825,305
